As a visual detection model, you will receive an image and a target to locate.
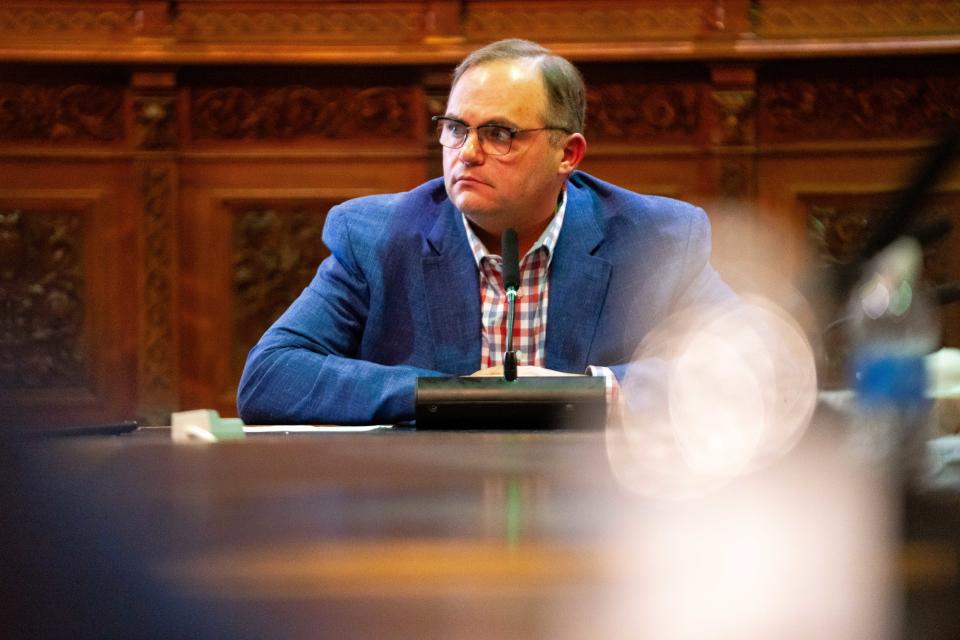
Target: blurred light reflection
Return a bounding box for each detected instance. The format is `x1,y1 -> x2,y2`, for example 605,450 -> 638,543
607,205 -> 820,498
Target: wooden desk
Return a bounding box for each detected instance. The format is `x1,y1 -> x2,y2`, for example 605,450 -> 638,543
3,429 -> 958,639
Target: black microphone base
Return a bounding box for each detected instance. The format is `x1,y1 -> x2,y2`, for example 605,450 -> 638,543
415,376 -> 606,430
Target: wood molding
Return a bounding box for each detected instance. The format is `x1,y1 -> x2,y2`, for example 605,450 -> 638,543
188,85 -> 421,142
464,2 -> 706,41
586,81 -> 702,143
758,2 -> 960,38
0,6 -> 133,40
759,74 -> 960,143
174,5 -> 426,42
0,82 -> 125,144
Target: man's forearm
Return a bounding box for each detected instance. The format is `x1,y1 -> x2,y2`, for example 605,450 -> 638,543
238,347 -> 443,425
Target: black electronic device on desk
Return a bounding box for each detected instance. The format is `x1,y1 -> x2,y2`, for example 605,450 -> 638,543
415,375 -> 606,430
414,229 -> 607,430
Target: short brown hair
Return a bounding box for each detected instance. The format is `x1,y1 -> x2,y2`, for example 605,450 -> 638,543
451,39 -> 586,134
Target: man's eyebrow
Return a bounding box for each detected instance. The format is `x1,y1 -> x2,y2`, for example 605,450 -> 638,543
483,118 -> 520,128
443,114 -> 519,128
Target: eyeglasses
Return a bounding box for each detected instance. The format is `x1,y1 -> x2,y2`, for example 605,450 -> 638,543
432,116 -> 571,156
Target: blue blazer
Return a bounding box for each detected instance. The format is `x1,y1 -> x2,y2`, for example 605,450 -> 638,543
237,171 -> 731,424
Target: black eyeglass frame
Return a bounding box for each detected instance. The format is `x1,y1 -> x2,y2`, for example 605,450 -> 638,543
432,115 -> 572,156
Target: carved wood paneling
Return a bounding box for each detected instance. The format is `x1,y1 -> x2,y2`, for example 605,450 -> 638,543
230,201 -> 333,379
0,6 -> 133,40
174,5 -> 425,42
139,165 -> 177,422
585,82 -> 701,143
0,82 -> 124,143
807,194 -> 959,281
757,2 -> 960,37
0,208 -> 86,390
134,95 -> 178,150
759,75 -> 960,143
712,90 -> 755,146
465,2 -> 706,41
189,85 -> 420,141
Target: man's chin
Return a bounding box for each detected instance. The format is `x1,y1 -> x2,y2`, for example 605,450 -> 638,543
460,209 -> 508,238
455,198 -> 495,222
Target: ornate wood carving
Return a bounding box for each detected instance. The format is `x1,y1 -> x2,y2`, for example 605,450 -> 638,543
0,8 -> 131,39
586,83 -> 701,142
0,83 -> 124,143
174,8 -> 424,42
465,5 -> 704,41
190,86 -> 418,141
712,89 -> 755,145
808,204 -> 871,268
758,2 -> 960,37
231,203 -> 332,375
807,197 -> 955,277
759,76 -> 960,142
134,95 -> 178,150
140,167 -> 175,408
0,208 -> 85,389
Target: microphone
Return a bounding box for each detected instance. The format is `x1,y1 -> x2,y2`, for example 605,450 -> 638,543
501,228 -> 520,382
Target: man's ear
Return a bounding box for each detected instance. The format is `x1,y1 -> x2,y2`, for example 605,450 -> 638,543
558,133 -> 587,176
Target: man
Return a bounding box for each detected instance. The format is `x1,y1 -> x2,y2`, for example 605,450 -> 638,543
237,39 -> 732,425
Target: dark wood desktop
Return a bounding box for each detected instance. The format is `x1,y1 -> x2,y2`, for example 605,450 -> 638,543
4,426 -> 958,639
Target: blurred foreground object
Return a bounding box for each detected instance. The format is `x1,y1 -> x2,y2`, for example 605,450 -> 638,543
845,237 -> 938,473
928,348 -> 960,437
814,126 -> 959,387
171,409 -> 245,442
612,295 -> 818,499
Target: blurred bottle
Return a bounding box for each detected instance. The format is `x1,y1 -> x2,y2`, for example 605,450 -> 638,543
846,237 -> 939,476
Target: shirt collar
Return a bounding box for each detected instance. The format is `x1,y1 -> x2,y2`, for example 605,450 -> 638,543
460,188 -> 568,268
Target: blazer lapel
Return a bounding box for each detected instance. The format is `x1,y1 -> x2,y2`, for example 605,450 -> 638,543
545,183 -> 612,372
421,202 -> 482,374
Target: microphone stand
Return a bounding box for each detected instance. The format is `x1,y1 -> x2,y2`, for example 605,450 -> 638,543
503,303 -> 518,381
501,228 -> 519,381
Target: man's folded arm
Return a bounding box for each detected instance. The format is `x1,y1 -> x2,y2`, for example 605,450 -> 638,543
238,344 -> 441,425
237,209 -> 443,425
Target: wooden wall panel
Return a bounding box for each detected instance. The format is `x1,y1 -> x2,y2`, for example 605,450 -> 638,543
0,162 -> 138,427
0,0 -> 958,427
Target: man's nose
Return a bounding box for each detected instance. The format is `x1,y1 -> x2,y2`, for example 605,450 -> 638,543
459,129 -> 485,163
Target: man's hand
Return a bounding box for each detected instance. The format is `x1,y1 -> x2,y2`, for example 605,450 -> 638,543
468,365 -> 582,377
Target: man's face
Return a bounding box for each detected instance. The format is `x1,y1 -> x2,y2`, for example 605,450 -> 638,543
442,59 -> 571,242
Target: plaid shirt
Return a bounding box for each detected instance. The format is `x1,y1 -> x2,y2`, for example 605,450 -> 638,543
460,191 -> 620,409
462,192 -> 566,369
